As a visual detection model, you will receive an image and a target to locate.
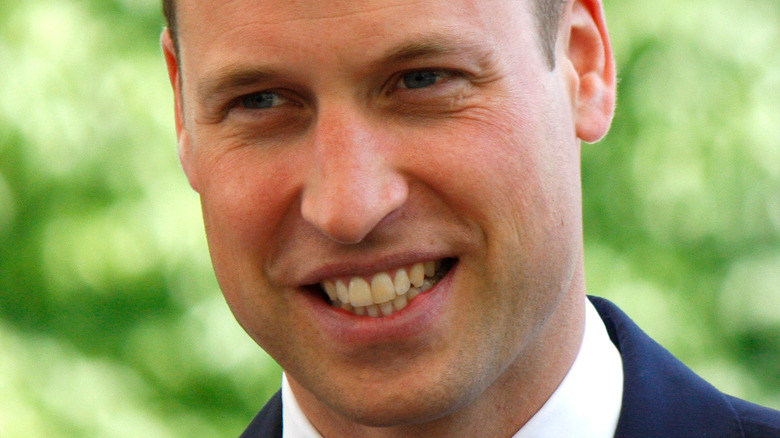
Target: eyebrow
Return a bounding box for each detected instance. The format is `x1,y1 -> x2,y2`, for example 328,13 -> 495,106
378,34 -> 490,66
197,66 -> 283,107
196,33 -> 496,105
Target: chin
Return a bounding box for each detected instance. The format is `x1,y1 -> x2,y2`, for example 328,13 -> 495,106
318,368 -> 488,430
333,394 -> 462,429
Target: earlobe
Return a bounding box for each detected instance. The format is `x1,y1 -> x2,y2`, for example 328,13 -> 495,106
566,0 -> 616,143
176,129 -> 201,193
161,29 -> 200,192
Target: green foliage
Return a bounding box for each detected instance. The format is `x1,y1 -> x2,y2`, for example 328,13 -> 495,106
587,0 -> 780,408
0,0 -> 778,435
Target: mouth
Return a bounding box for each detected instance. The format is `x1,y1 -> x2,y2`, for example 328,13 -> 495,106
314,258 -> 456,318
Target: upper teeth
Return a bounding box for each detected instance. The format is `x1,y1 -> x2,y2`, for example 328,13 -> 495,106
320,261 -> 440,317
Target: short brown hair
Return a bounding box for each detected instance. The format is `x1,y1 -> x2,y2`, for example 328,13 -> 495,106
162,0 -> 565,67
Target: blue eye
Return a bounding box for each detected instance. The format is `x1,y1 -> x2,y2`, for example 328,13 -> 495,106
240,92 -> 284,109
400,71 -> 441,89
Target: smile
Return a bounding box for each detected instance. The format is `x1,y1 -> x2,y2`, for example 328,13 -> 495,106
319,259 -> 455,317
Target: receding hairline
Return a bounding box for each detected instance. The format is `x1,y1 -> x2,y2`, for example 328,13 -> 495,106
161,0 -> 566,68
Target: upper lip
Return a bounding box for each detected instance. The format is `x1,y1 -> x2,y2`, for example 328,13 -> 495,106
295,252 -> 453,286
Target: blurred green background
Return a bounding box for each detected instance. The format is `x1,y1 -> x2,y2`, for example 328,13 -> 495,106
0,0 -> 778,436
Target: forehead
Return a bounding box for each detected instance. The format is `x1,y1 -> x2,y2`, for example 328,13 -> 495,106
175,0 -> 534,64
176,0 -> 502,28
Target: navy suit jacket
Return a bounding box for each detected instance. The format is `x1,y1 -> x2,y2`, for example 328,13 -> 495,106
240,296 -> 780,437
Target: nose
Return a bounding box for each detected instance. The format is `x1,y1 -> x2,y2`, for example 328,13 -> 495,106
300,107 -> 408,244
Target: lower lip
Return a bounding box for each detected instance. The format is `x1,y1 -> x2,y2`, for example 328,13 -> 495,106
301,264 -> 457,346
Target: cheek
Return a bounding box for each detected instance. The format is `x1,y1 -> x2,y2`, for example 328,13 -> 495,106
410,97 -> 582,277
195,145 -> 304,281
195,151 -> 305,350
407,103 -> 573,223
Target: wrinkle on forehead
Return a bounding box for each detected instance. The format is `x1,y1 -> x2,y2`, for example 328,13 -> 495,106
179,0 -> 427,27
256,0 -> 429,24
177,0 -> 493,34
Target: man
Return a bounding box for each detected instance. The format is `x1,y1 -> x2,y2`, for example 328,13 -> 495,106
160,0 -> 780,436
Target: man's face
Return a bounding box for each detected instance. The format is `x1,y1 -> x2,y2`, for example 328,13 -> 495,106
167,0 -> 609,430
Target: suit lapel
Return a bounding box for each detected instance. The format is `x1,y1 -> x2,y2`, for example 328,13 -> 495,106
241,390 -> 283,438
589,296 -> 744,437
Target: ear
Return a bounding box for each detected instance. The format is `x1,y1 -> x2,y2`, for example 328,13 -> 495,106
563,0 -> 616,143
161,29 -> 201,192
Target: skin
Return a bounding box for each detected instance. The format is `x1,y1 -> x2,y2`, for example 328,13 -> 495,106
162,0 -> 615,436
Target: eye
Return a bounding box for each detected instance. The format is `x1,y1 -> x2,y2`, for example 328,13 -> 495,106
239,91 -> 288,109
397,70 -> 447,89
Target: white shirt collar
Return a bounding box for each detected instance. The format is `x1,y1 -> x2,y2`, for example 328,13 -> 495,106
282,298 -> 623,438
282,373 -> 323,438
512,298 -> 623,438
